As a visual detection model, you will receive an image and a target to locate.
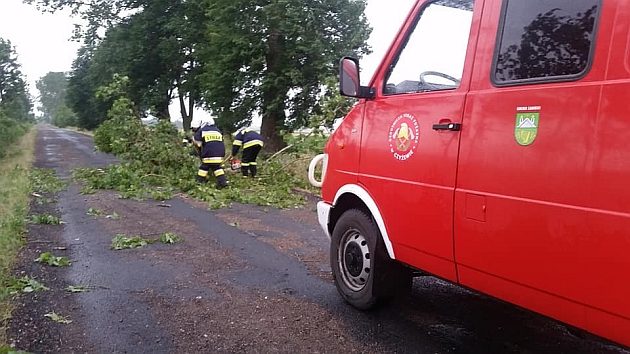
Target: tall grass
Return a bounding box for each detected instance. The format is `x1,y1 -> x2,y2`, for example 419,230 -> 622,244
0,127 -> 35,345
0,117 -> 28,159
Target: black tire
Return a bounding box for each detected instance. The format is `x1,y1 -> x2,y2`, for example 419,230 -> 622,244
330,209 -> 412,310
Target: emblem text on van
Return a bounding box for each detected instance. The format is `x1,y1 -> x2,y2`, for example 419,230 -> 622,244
514,112 -> 540,146
388,113 -> 420,161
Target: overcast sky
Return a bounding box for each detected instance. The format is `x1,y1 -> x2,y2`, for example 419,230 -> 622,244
0,0 -> 415,116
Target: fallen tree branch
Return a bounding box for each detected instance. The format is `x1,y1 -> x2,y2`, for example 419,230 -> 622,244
266,144 -> 294,162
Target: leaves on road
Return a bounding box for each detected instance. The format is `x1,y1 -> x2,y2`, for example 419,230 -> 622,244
35,252 -> 71,267
8,276 -> 50,294
29,214 -> 63,225
86,207 -> 103,216
159,232 -> 182,244
44,312 -> 72,324
65,285 -> 90,293
29,168 -> 66,194
87,208 -> 120,221
111,232 -> 183,250
0,346 -> 30,354
111,234 -> 148,250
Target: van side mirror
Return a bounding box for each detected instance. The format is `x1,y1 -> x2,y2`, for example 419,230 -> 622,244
339,57 -> 374,99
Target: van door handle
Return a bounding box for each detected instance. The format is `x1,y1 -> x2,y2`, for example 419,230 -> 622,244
432,122 -> 462,131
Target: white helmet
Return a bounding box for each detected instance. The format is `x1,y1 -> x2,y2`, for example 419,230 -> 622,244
192,116 -> 215,129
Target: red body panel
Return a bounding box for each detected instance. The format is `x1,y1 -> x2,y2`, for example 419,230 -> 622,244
321,104 -> 364,203
359,91 -> 464,282
322,0 -> 630,346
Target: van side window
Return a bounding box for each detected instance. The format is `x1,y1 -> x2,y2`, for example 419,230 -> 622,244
494,0 -> 600,84
384,0 -> 474,95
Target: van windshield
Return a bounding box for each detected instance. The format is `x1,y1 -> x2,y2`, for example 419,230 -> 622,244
384,0 -> 474,95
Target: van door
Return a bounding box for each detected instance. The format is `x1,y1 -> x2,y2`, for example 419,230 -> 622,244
454,0 -> 627,334
359,0 -> 481,281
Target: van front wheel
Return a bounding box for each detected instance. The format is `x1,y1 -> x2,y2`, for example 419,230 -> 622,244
330,209 -> 411,310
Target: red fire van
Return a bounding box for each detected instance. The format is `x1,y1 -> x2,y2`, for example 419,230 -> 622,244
309,0 -> 630,347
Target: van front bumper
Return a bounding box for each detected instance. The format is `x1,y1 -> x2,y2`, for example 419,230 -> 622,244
317,201 -> 332,239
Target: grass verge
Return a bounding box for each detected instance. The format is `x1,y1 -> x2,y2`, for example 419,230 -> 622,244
0,128 -> 36,346
61,126 -> 93,137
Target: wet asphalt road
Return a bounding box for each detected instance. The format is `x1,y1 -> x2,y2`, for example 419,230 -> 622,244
8,125 -> 629,353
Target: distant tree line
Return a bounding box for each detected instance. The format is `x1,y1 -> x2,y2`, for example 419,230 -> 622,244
27,0 -> 372,150
37,72 -> 77,127
0,37 -> 32,158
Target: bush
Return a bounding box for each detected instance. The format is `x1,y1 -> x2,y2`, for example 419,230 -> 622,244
93,98 -> 144,155
0,115 -> 28,159
51,105 -> 78,128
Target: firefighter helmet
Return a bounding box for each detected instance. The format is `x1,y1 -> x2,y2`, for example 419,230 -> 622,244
192,116 -> 215,129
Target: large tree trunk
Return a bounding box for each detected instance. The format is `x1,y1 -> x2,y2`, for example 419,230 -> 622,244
188,92 -> 195,130
178,93 -> 192,132
261,29 -> 287,152
156,93 -> 171,120
260,102 -> 286,152
178,60 -> 196,132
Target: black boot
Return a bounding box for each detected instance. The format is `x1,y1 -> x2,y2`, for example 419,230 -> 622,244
241,165 -> 249,177
196,175 -> 207,184
216,175 -> 229,189
250,165 -> 257,178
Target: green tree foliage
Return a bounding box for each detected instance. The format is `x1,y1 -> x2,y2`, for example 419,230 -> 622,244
0,37 -> 32,158
0,38 -> 32,122
37,0 -> 207,131
310,77 -> 357,129
51,105 -> 78,128
66,47 -> 108,130
27,0 -> 372,151
201,0 -> 371,150
24,0 -> 127,43
79,115 -> 309,208
93,75 -> 144,154
36,71 -> 77,127
0,115 -> 28,159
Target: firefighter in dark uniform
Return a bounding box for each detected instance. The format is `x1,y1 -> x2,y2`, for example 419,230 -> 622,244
231,128 -> 264,177
192,117 -> 228,188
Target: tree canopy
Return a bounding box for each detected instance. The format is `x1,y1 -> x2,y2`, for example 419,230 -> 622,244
202,0 -> 371,149
37,71 -> 75,126
27,0 -> 372,150
0,37 -> 32,158
63,0 -> 207,131
0,38 -> 32,122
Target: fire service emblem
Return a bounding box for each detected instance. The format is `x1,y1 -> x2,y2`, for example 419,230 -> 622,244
388,113 -> 420,161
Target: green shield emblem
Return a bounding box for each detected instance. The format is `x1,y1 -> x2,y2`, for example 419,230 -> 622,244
515,112 -> 539,146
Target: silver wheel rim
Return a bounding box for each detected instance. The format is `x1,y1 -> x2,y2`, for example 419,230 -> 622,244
338,228 -> 371,292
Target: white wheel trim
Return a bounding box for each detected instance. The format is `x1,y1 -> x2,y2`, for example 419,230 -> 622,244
334,184 -> 396,260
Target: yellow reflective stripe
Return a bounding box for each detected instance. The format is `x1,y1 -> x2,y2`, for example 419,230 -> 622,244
249,162 -> 257,166
233,140 -> 243,146
241,162 -> 250,167
198,170 -> 209,177
243,140 -> 264,149
202,131 -> 222,142
202,157 -> 224,163
213,169 -> 225,177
